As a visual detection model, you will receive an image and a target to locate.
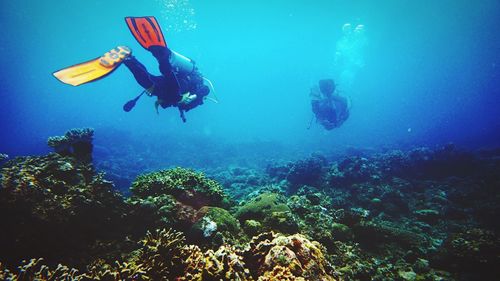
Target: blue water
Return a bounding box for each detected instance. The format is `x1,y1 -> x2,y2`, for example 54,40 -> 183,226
1,0 -> 499,160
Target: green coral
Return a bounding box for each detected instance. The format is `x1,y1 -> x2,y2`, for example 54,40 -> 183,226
130,167 -> 230,209
353,220 -> 429,252
243,219 -> 262,236
190,206 -> 242,248
126,194 -> 179,232
199,207 -> 240,236
414,209 -> 441,223
302,209 -> 352,248
236,192 -> 298,234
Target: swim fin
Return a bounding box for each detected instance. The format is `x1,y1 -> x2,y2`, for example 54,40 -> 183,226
53,46 -> 131,86
125,16 -> 167,50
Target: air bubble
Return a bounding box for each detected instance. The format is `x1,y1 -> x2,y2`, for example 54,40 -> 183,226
156,0 -> 197,32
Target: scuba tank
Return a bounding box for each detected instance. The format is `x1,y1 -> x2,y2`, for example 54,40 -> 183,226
169,50 -> 195,75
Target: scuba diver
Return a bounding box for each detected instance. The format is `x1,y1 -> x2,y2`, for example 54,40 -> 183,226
310,79 -> 350,130
53,16 -> 215,122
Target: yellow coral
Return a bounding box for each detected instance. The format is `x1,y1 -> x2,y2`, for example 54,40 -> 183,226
257,266 -> 305,281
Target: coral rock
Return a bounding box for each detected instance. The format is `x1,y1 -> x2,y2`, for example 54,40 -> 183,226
243,232 -> 336,281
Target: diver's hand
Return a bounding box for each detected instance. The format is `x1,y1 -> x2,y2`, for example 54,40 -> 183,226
178,93 -> 197,106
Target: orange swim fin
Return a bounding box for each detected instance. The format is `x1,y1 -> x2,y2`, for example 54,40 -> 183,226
53,46 -> 131,86
125,16 -> 167,50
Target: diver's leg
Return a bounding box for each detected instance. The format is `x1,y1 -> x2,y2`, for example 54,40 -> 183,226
149,46 -> 180,94
123,56 -> 154,89
149,46 -> 172,75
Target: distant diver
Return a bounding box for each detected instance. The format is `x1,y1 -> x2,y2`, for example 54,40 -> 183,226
309,79 -> 350,130
53,16 -> 217,122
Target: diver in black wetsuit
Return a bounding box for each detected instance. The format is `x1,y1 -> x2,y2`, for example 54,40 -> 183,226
52,17 -> 214,121
310,79 -> 350,130
123,46 -> 210,122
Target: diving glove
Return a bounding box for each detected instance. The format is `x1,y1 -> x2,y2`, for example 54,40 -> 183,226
179,93 -> 197,106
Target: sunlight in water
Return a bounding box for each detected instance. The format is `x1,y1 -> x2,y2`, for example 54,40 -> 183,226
156,0 -> 197,32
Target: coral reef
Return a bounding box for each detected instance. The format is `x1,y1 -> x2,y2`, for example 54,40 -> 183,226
0,258 -> 83,280
433,227 -> 500,279
0,152 -> 129,268
236,192 -> 299,234
207,166 -> 272,201
0,153 -> 8,164
126,167 -> 233,236
242,232 -> 336,280
2,129 -> 499,280
2,229 -> 337,280
326,144 -> 479,187
190,206 -> 243,248
47,128 -> 94,162
263,145 -> 499,280
267,154 -> 328,193
130,167 -> 230,209
128,228 -> 187,279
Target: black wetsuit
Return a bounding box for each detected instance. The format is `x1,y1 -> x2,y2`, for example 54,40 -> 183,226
311,92 -> 349,130
123,47 -> 209,111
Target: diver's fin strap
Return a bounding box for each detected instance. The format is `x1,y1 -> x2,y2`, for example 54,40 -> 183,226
125,16 -> 167,50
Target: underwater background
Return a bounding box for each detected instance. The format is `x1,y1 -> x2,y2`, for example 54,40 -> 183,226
1,0 -> 500,280
1,0 -> 499,157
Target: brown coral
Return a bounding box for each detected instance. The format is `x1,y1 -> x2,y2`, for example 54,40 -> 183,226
243,232 -> 336,281
1,229 -> 338,281
179,245 -> 252,281
86,260 -> 148,280
257,266 -> 305,281
204,246 -> 252,280
5,258 -> 83,280
130,228 -> 187,280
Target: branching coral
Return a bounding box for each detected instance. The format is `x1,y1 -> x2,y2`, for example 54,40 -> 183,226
128,228 -> 187,280
3,258 -> 83,280
128,229 -> 252,281
202,246 -> 252,280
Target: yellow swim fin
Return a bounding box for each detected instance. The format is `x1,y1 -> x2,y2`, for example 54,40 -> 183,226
53,46 -> 131,86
